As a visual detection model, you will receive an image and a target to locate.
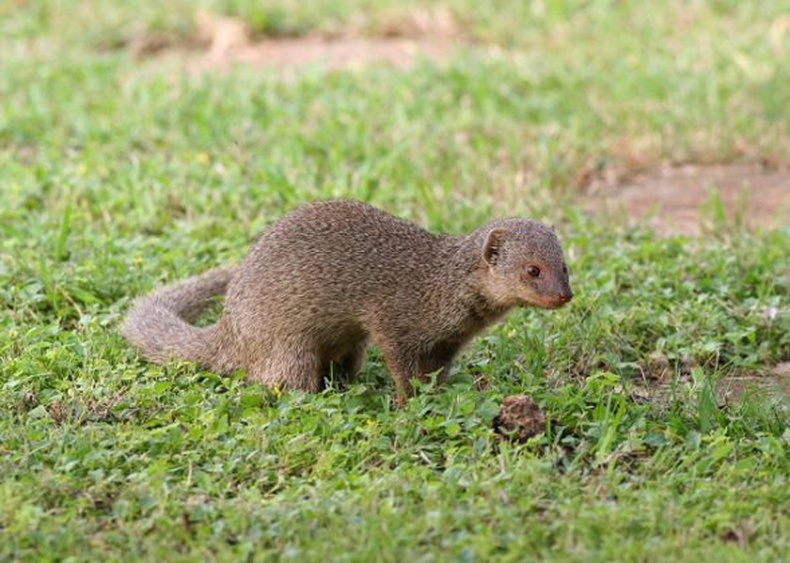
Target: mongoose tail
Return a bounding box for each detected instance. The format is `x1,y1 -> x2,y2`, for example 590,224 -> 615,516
121,266 -> 236,369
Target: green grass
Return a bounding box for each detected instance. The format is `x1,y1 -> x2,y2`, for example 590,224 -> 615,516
2,0 -> 790,560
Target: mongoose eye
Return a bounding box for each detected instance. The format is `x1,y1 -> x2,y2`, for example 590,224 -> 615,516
526,265 -> 541,278
562,264 -> 568,275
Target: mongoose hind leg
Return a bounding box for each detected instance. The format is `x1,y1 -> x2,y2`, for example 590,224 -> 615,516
317,341 -> 367,391
336,341 -> 367,378
247,342 -> 322,393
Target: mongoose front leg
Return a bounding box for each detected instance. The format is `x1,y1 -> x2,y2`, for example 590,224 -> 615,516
416,357 -> 452,387
375,342 -> 420,406
418,339 -> 464,385
381,341 -> 465,405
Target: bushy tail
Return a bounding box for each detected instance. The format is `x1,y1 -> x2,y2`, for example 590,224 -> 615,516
121,266 -> 237,369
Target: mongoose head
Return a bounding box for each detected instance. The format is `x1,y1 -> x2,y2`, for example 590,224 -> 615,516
480,220 -> 573,310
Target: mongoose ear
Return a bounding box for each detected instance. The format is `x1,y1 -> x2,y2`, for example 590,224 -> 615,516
483,229 -> 507,265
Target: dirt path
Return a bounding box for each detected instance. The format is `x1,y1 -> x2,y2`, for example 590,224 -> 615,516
192,36 -> 456,72
585,163 -> 790,236
136,9 -> 460,72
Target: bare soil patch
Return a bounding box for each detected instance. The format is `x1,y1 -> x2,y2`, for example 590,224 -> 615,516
134,9 -> 459,72
192,37 -> 456,72
718,363 -> 790,404
585,163 -> 790,236
632,363 -> 790,407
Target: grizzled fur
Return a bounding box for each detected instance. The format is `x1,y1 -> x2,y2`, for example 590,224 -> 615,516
122,200 -> 573,403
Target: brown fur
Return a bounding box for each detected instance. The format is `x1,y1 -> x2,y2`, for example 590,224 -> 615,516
122,200 -> 573,403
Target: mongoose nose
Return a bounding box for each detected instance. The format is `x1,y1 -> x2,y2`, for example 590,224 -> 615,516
558,291 -> 573,303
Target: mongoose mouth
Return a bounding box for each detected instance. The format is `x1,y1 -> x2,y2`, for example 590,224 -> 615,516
527,292 -> 573,310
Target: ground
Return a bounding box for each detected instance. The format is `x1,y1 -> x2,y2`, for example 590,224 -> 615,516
587,163 -> 790,236
2,1 -> 790,560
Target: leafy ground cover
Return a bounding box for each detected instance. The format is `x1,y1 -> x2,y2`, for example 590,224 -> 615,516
2,1 -> 790,560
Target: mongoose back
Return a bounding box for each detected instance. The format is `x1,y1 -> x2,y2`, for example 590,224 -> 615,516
122,200 -> 573,403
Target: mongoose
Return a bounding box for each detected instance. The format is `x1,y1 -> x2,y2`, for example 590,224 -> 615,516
122,199 -> 573,403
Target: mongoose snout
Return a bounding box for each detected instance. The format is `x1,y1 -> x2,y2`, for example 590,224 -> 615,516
122,199 -> 573,404
536,275 -> 574,309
